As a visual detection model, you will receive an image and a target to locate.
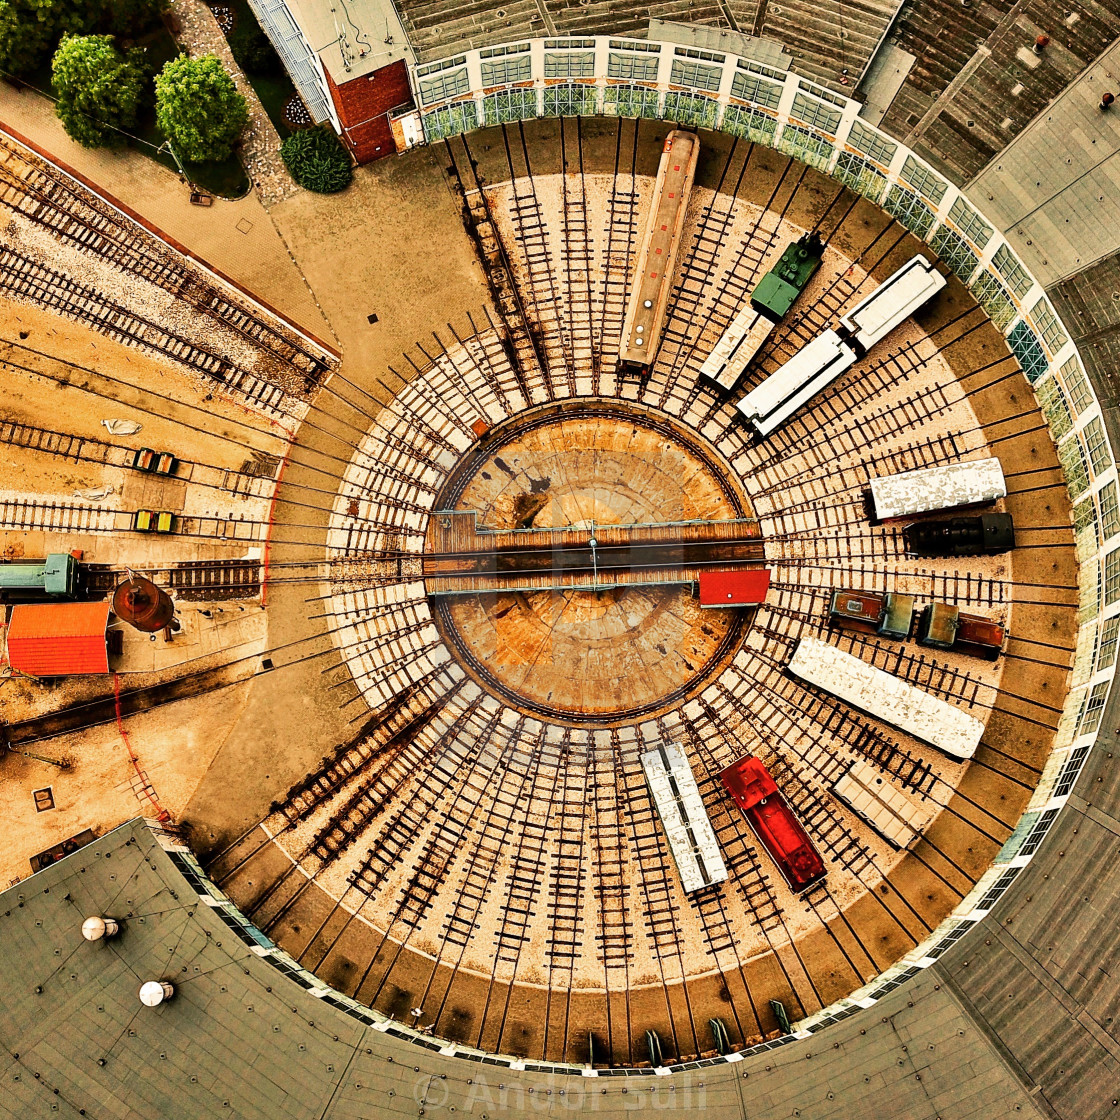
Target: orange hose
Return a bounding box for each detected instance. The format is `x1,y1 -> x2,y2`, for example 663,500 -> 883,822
112,672 -> 170,823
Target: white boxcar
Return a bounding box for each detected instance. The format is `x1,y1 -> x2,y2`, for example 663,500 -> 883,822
699,306 -> 776,391
831,759 -> 938,848
869,457 -> 1006,521
839,255 -> 947,350
641,742 -> 728,892
736,329 -> 857,433
788,638 -> 984,759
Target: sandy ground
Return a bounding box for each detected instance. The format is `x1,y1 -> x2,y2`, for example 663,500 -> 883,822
0,88 -> 329,340
0,295 -> 275,879
0,675 -> 255,885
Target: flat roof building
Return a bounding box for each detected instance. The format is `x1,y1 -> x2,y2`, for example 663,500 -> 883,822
247,0 -> 415,161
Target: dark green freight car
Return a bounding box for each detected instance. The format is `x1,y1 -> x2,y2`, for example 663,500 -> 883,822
699,231 -> 826,390
750,231 -> 825,322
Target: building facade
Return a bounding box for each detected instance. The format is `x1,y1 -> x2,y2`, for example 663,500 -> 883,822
246,0 -> 417,163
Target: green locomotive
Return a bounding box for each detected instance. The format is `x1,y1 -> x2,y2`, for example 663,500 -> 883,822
699,231 -> 825,390
750,232 -> 825,321
0,553 -> 82,601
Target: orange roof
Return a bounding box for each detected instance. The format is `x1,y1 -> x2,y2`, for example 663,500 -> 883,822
6,602 -> 111,676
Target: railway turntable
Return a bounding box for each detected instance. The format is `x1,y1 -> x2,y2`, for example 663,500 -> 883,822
0,108 -> 1087,1096
217,192 -> 1077,1064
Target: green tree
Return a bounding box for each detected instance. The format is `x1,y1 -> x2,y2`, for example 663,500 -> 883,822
51,34 -> 145,148
0,0 -> 113,79
0,0 -> 54,76
231,25 -> 281,77
26,0 -> 99,38
102,0 -> 165,38
155,54 -> 248,163
280,126 -> 353,194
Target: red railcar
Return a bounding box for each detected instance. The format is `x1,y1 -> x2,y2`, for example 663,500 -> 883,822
719,755 -> 826,893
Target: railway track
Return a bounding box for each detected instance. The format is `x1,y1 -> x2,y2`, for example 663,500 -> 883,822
85,560 -> 262,601
0,495 -> 268,542
2,660 -> 252,746
0,131 -> 333,389
198,118 -> 1061,1067
0,248 -> 298,424
0,416 -> 279,501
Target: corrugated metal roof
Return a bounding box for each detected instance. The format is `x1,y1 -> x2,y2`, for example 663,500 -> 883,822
6,601 -> 111,676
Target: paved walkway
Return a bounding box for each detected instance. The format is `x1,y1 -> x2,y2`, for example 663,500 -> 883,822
267,145 -> 492,361
167,0 -> 298,206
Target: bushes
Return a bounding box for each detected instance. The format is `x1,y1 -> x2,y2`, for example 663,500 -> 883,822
0,1 -> 52,76
281,126 -> 353,193
0,0 -> 163,77
155,54 -> 248,162
52,35 -> 146,148
230,23 -> 281,77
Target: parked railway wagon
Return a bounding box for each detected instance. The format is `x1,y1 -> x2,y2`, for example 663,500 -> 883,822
905,512 -> 1015,557
699,233 -> 824,391
831,759 -> 937,849
828,588 -> 914,640
618,130 -> 699,376
788,637 -> 984,759
838,255 -> 946,351
718,754 -> 826,893
0,553 -> 82,601
869,457 -> 1006,522
736,255 -> 946,437
916,603 -> 1006,661
641,742 -> 728,893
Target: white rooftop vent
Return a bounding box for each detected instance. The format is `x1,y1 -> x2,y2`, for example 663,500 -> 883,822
138,980 -> 175,1007
81,916 -> 119,941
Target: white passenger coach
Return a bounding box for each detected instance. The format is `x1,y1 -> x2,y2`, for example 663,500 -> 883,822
735,255 -> 946,437
641,742 -> 728,893
869,457 -> 1006,521
737,329 -> 856,437
831,759 -> 938,848
788,638 -> 984,759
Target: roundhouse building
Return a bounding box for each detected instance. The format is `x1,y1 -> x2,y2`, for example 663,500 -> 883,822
2,1 -> 1120,1119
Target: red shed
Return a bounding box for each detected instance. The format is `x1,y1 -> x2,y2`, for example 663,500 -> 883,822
699,568 -> 771,608
6,601 -> 111,676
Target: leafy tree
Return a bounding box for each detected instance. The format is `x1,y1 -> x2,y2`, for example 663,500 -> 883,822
0,0 -> 55,75
52,34 -> 144,148
281,126 -> 353,194
155,54 -> 248,162
103,0 -> 165,37
0,0 -> 130,79
231,25 -> 281,77
26,0 -> 98,38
